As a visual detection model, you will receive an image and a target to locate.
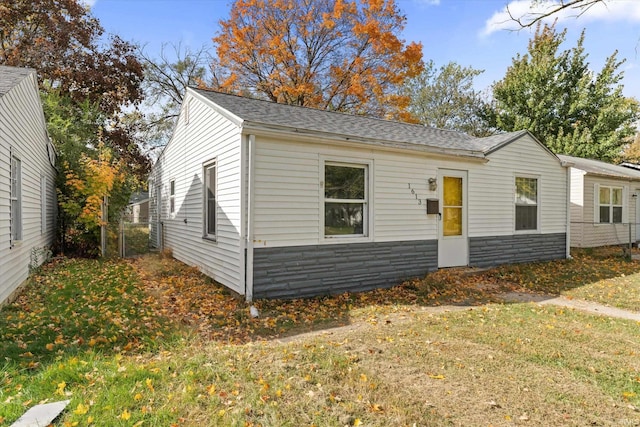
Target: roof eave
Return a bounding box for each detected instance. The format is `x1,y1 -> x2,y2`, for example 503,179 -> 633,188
582,171 -> 640,181
242,121 -> 488,161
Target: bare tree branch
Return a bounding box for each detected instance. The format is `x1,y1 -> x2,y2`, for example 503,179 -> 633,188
509,0 -> 605,29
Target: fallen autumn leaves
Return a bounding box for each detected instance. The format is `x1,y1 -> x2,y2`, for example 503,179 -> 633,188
0,247 -> 639,426
128,247 -> 640,344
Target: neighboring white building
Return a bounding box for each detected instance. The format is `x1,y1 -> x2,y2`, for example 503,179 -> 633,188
0,66 -> 57,305
126,191 -> 149,224
560,154 -> 640,248
150,88 -> 569,300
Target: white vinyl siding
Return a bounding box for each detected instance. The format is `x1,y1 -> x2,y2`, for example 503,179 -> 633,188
469,136 -> 566,237
0,69 -> 56,305
568,168 -> 585,247
149,91 -> 243,294
251,133 -> 566,247
570,176 -> 633,247
564,158 -> 640,248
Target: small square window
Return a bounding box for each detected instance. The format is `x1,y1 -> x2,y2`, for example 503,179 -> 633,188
598,185 -> 623,224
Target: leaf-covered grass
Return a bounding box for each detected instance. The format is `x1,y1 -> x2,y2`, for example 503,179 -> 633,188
1,247 -> 639,426
485,247 -> 640,311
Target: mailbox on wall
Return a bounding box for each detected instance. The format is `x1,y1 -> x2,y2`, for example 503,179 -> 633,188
426,198 -> 439,215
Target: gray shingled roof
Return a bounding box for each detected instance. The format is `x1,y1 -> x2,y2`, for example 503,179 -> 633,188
558,154 -> 640,180
193,88 -> 528,156
0,66 -> 33,97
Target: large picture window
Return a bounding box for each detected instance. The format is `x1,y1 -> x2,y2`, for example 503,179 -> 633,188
204,160 -> 217,238
324,163 -> 367,237
10,155 -> 22,243
598,186 -> 623,224
515,177 -> 538,231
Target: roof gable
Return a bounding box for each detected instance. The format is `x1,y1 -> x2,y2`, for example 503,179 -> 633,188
0,66 -> 34,97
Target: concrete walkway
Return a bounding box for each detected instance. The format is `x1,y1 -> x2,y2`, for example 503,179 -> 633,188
275,293 -> 640,344
498,292 -> 640,321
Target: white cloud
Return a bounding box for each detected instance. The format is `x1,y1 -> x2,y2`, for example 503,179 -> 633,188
79,0 -> 97,8
482,0 -> 640,37
414,0 -> 441,6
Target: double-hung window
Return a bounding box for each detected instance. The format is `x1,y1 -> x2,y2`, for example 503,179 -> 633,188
41,175 -> 47,234
598,186 -> 623,224
10,155 -> 22,243
203,160 -> 217,239
515,176 -> 538,231
324,162 -> 367,237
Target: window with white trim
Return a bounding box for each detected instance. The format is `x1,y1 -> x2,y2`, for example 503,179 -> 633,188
598,186 -> 623,224
515,176 -> 538,231
203,160 -> 217,239
41,175 -> 47,234
324,162 -> 367,237
169,179 -> 175,216
10,155 -> 22,243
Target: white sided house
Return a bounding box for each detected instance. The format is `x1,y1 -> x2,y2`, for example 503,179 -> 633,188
150,88 -> 569,300
0,66 -> 57,304
560,154 -> 640,248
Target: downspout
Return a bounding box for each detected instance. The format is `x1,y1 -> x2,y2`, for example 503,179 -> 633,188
565,165 -> 572,259
245,134 -> 256,302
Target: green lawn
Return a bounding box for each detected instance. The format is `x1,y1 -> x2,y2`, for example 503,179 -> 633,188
1,249 -> 639,426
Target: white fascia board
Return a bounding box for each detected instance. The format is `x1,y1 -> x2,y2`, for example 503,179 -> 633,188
241,122 -> 488,163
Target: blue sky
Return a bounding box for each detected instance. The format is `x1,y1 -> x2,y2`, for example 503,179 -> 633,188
89,0 -> 640,100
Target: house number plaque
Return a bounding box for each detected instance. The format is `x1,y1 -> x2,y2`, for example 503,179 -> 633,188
407,183 -> 424,206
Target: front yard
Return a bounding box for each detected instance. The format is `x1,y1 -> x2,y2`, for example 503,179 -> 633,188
1,248 -> 639,426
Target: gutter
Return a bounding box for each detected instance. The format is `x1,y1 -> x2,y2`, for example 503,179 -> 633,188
565,165 -> 572,259
244,134 -> 256,302
241,122 -> 489,162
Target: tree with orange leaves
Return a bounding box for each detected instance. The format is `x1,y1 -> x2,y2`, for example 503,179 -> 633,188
214,0 -> 423,121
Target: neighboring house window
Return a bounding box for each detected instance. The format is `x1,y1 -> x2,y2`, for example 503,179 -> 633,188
10,155 -> 22,243
324,162 -> 367,237
203,160 -> 217,238
41,175 -> 47,234
598,186 -> 623,224
169,179 -> 175,215
515,176 -> 538,231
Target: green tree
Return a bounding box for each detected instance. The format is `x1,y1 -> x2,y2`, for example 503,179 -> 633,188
405,61 -> 491,136
488,23 -> 639,162
43,90 -> 138,256
1,0 -> 150,255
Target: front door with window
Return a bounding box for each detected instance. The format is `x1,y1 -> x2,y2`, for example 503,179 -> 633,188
438,169 -> 468,268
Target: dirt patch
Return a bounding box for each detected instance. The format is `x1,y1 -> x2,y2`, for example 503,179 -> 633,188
498,292 -> 640,321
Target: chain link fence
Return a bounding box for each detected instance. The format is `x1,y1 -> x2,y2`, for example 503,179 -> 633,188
104,216 -> 152,258
570,221 -> 639,256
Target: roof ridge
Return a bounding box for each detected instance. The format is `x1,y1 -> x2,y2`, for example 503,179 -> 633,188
191,86 -> 471,139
